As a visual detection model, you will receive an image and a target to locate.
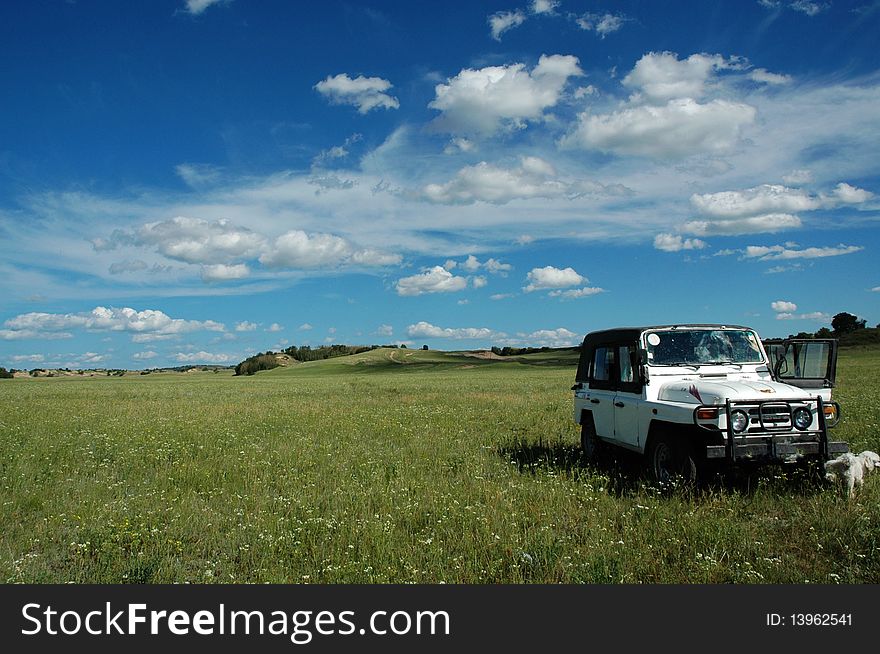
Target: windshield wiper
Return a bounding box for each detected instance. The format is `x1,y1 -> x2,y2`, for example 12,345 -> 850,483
669,362 -> 700,370
705,361 -> 742,368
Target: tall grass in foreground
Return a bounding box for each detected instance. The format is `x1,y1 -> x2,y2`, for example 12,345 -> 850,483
0,350 -> 878,583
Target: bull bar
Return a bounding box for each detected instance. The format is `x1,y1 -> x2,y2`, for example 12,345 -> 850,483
694,396 -> 847,462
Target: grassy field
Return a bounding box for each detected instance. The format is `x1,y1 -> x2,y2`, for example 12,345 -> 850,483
1,347 -> 878,584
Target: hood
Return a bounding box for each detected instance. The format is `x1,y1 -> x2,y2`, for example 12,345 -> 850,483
658,378 -> 810,405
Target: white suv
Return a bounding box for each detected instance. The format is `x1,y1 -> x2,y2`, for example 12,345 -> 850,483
572,325 -> 847,482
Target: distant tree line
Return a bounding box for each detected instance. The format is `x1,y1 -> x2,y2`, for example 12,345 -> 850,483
490,346 -> 566,356
785,311 -> 879,346
282,344 -> 374,362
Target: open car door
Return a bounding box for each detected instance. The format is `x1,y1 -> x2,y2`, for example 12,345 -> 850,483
766,339 -> 838,389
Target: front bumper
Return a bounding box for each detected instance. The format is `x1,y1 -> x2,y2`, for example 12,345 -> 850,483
695,396 -> 847,462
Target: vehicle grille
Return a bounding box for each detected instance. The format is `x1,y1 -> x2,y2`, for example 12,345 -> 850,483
751,403 -> 791,431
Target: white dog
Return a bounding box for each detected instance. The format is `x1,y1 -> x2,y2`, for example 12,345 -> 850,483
825,450 -> 880,498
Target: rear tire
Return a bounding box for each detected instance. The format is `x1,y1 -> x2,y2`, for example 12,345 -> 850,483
580,419 -> 602,463
647,434 -> 697,485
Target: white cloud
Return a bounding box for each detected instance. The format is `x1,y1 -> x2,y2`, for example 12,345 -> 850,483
789,1 -> 828,17
136,217 -> 266,265
259,230 -> 398,269
653,233 -> 708,252
684,214 -> 803,237
312,133 -> 362,167
131,333 -> 178,344
775,311 -> 830,322
519,327 -> 580,347
298,323 -> 313,331
407,321 -> 505,340
446,254 -> 512,275
871,287 -> 880,293
743,244 -> 864,261
423,156 -> 626,204
691,185 -> 820,218
782,169 -> 813,185
309,174 -> 357,192
750,68 -> 792,85
132,351 -> 158,360
11,354 -> 45,363
682,181 -> 871,236
547,287 -> 605,299
79,352 -> 109,364
235,321 -> 258,332
175,163 -> 223,187
429,55 -> 583,136
0,329 -> 73,340
184,0 -> 228,15
376,324 -> 393,337
523,266 -> 585,292
563,52 -> 758,159
531,0 -> 559,15
484,258 -> 513,274
472,275 -> 488,289
108,259 -> 149,275
488,10 -> 526,41
490,293 -> 515,301
314,74 -> 400,114
830,182 -> 874,204
349,248 -> 403,267
623,53 -> 732,104
771,300 -> 798,313
201,263 -> 250,282
563,98 -> 756,159
395,266 -> 468,297
267,323 -> 284,332
2,306 -> 224,341
574,12 -> 628,38
174,351 -> 231,363
443,137 -> 476,155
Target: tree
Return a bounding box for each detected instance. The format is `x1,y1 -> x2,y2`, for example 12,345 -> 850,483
815,327 -> 833,339
831,312 -> 866,335
422,345 -> 429,350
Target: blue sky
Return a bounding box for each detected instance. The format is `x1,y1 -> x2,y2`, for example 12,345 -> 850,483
1,0 -> 879,369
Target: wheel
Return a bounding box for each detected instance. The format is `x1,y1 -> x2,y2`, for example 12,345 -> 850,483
647,434 -> 697,485
580,419 -> 602,463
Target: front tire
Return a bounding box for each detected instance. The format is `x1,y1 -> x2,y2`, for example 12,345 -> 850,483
647,434 -> 697,485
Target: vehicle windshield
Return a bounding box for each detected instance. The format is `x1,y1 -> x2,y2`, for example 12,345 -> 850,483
645,329 -> 764,366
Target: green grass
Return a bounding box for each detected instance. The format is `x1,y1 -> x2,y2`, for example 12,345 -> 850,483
0,347 -> 878,583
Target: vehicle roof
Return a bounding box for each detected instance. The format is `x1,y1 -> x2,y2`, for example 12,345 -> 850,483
585,324 -> 754,335
578,324 -> 755,344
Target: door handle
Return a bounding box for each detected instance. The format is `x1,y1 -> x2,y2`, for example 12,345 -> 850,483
614,401 -> 625,408
590,399 -> 600,404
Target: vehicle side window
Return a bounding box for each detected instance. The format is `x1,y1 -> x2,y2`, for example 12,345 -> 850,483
617,344 -> 643,394
590,346 -> 615,390
618,345 -> 633,383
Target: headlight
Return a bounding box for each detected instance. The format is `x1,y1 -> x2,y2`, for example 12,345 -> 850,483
793,407 -> 812,430
730,410 -> 749,433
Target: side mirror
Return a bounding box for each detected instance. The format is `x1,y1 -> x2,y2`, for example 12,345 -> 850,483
774,351 -> 788,377
637,348 -> 650,385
